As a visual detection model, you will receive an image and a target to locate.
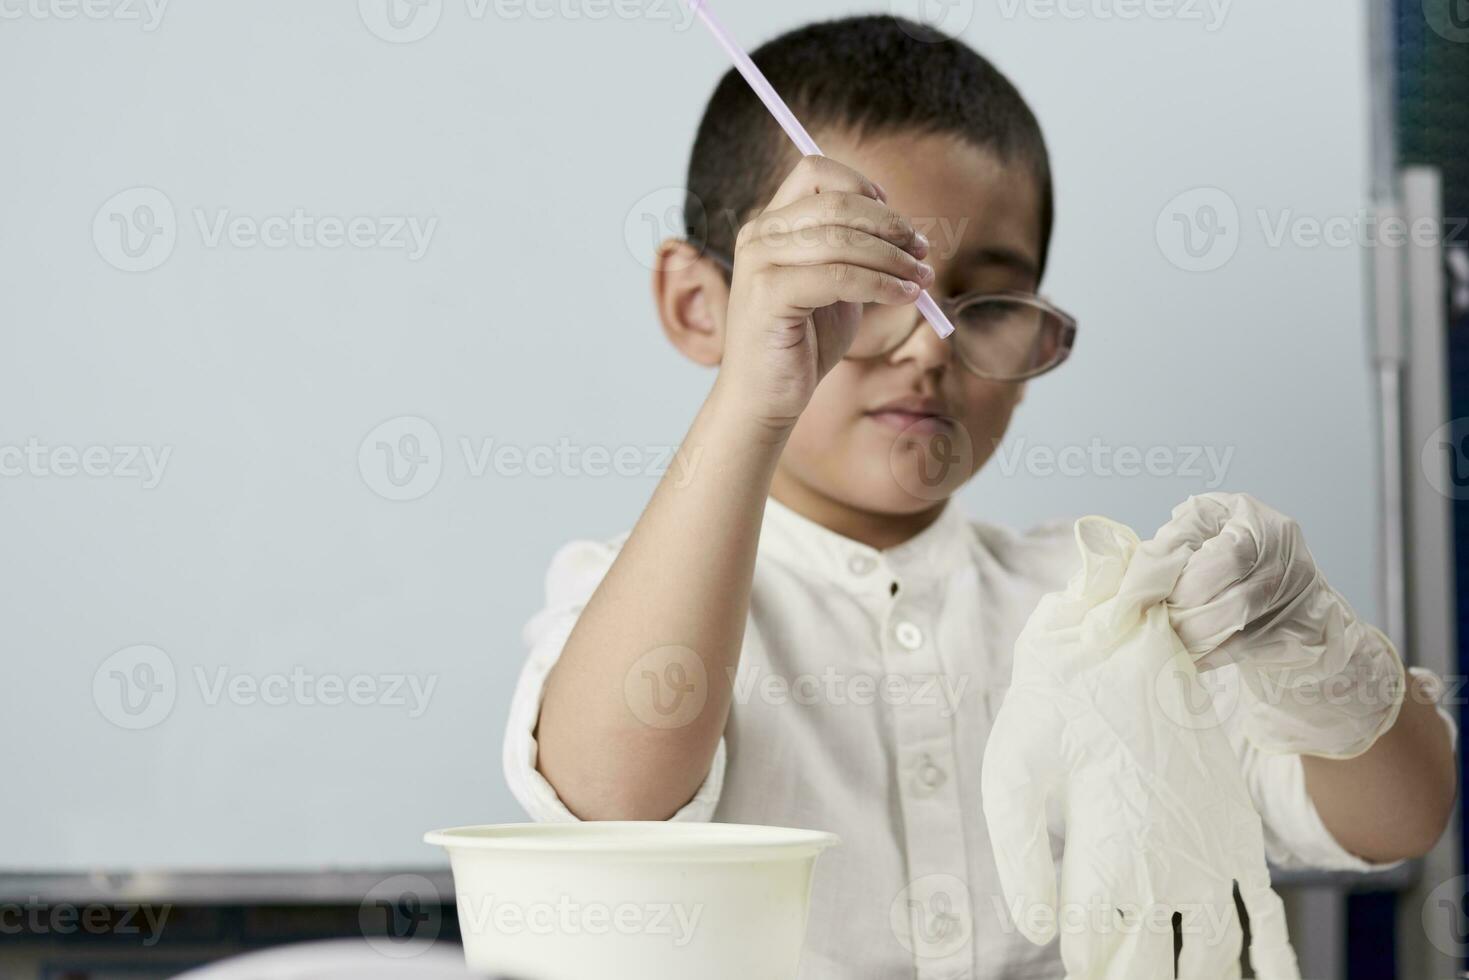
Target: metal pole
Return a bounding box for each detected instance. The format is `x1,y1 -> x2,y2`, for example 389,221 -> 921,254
1394,164 -> 1463,980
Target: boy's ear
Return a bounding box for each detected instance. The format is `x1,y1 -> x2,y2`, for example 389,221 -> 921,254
652,238 -> 728,367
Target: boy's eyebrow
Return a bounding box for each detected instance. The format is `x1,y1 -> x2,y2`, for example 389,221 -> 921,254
954,245 -> 1040,281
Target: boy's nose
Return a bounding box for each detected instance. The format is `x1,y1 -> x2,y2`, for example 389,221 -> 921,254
887,307 -> 954,375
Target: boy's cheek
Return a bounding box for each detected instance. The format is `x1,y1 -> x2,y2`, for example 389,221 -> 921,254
958,384 -> 1025,451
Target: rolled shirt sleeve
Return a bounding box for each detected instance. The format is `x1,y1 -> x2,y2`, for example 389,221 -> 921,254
502,535 -> 726,823
1219,662 -> 1458,872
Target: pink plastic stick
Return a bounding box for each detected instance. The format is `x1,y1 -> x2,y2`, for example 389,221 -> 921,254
685,0 -> 955,340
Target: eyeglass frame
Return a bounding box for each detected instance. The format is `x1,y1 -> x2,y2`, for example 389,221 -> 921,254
681,239 -> 1078,382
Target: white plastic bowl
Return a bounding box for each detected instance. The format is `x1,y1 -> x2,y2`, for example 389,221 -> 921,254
423,822 -> 839,980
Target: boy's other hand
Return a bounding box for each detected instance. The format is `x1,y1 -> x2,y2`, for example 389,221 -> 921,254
1151,491 -> 1407,759
716,154 -> 933,434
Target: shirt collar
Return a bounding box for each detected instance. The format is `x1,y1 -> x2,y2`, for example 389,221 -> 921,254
759,494 -> 972,593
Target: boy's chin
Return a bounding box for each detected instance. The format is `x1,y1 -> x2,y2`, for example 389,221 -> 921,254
853,425 -> 975,507
839,458 -> 969,516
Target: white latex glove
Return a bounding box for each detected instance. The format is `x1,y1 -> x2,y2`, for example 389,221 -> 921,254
1144,492 -> 1407,759
982,516 -> 1300,980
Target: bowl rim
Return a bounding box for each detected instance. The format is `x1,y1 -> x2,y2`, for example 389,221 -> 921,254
423,821 -> 841,857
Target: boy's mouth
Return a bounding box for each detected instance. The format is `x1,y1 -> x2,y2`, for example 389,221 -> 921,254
864,396 -> 954,435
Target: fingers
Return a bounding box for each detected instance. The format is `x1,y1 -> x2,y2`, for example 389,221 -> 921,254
1171,523 -> 1260,609
744,155 -> 929,258
1235,877 -> 1302,980
1149,493 -> 1267,662
981,690 -> 1063,947
1137,494 -> 1241,652
754,262 -> 925,317
1230,815 -> 1302,980
1163,496 -> 1320,664
730,155 -> 935,318
1167,547 -> 1261,662
754,185 -> 930,261
764,153 -> 886,215
1176,891 -> 1244,980
1157,493 -> 1298,600
1152,491 -> 1240,553
1172,612 -> 1247,669
1058,909 -> 1175,980
1054,842 -> 1173,980
1170,565 -> 1299,667
738,202 -> 932,289
1144,496 -> 1235,585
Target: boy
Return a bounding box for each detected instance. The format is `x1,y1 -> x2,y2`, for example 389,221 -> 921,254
504,15 -> 1457,978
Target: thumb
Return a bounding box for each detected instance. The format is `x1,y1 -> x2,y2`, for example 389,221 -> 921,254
812,301 -> 862,376
981,688 -> 1061,946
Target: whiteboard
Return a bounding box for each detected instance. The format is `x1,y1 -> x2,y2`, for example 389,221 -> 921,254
0,0 -> 1379,869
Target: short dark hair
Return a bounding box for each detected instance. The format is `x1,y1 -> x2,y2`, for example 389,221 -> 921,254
683,14 -> 1054,281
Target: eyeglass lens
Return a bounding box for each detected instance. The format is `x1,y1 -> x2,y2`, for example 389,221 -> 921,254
849,298 -> 1069,380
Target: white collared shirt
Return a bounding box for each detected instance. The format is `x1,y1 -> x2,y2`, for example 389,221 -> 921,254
504,496 -> 1438,979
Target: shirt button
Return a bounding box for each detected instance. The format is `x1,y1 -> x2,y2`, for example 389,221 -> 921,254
894,621 -> 924,651
913,754 -> 948,795
847,553 -> 876,575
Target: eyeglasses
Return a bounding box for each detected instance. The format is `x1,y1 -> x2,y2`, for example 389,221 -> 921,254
688,241 -> 1077,382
